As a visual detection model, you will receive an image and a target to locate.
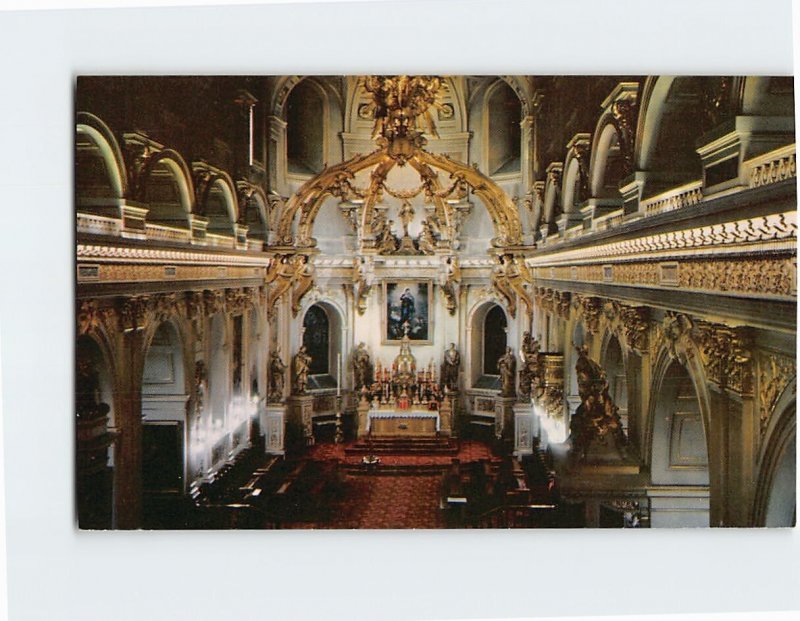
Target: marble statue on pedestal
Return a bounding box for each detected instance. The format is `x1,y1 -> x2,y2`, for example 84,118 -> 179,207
268,348 -> 287,402
292,346 -> 312,395
497,346 -> 517,397
442,342 -> 461,391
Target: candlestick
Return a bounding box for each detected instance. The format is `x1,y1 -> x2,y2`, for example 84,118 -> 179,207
337,353 -> 341,396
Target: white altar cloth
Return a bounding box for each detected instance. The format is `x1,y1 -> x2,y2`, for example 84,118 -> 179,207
366,409 -> 440,432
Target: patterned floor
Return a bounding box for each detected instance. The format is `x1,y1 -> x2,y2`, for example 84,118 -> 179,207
281,440 -> 495,529
306,439 -> 494,467
326,474 -> 445,529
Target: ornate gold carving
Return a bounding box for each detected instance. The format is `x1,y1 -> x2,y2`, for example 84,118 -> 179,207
652,312 -> 695,364
440,256 -> 461,316
150,292 -> 180,324
290,256 -> 315,317
612,263 -> 660,286
619,305 -> 650,354
362,75 -> 444,146
611,97 -> 638,175
570,346 -> 626,460
573,295 -> 602,333
490,256 -> 517,319
693,321 -> 754,395
538,353 -> 564,418
118,296 -> 150,333
203,289 -> 226,316
353,257 -> 372,316
275,77 -> 524,250
77,300 -> 101,336
758,354 -> 796,435
679,256 -> 795,297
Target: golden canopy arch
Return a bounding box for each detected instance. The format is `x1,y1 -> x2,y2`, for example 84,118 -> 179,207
274,147 -> 524,249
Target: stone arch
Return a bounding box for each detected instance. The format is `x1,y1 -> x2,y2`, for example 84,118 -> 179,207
542,164 -> 562,231
753,380 -> 796,526
206,310 -> 231,433
286,79 -> 327,176
646,344 -> 713,467
600,332 -> 628,432
199,174 -> 238,236
634,77 -> 706,191
76,111 -> 128,202
467,299 -> 509,386
276,148 -> 524,248
561,156 -> 583,215
741,76 -> 795,116
76,331 -> 118,528
301,300 -> 345,383
483,79 -> 522,177
237,183 -> 269,242
589,119 -> 626,198
645,347 -> 714,527
139,316 -> 193,509
138,150 -> 195,229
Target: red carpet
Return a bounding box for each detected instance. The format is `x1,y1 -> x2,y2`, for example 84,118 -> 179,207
306,439 -> 493,467
280,440 -> 496,529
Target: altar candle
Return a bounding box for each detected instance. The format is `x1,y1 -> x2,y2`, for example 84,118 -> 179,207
337,353 -> 341,396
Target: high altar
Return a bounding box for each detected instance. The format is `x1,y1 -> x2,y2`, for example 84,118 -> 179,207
356,331 -> 452,438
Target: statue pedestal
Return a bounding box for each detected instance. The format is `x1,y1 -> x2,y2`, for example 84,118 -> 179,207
287,394 -> 315,446
356,396 -> 371,439
494,396 -> 516,440
260,404 -> 286,455
439,393 -> 454,437
513,402 -> 534,456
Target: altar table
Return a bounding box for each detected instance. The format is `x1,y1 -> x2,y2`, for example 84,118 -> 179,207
366,409 -> 440,437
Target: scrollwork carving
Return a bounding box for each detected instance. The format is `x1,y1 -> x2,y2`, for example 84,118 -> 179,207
694,321 -> 753,395
758,354 -> 796,436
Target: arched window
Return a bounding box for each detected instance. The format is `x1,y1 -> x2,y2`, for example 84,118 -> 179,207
487,82 -> 521,176
287,80 -> 325,176
303,304 -> 330,376
483,305 -> 507,375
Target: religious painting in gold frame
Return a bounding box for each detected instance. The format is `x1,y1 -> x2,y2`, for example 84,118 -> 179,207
382,280 -> 433,344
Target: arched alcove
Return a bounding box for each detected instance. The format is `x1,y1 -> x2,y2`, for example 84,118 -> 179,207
467,301 -> 508,389
204,178 -> 238,236
486,81 -> 522,176
301,301 -> 344,390
589,122 -> 626,198
741,76 -> 795,116
287,79 -> 326,176
207,312 -> 229,429
649,359 -> 710,527
142,158 -> 193,229
562,158 -> 583,215
76,334 -> 116,528
75,116 -> 126,205
754,386 -> 796,527
303,304 -> 330,375
567,321 -> 586,397
636,77 -> 707,195
246,306 -> 261,400
603,335 -> 628,431
764,413 -> 796,527
141,320 -> 190,517
483,305 -> 508,376
241,192 -> 269,243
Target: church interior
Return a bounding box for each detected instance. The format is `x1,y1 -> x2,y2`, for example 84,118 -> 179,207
74,74 -> 797,530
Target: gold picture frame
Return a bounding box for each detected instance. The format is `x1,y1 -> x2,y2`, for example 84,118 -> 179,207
381,280 -> 433,345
